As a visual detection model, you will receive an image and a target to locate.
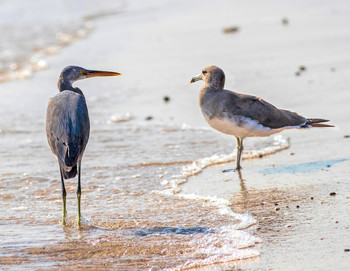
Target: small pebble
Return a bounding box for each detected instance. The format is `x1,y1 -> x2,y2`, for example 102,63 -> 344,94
344,135 -> 350,138
310,197 -> 314,200
330,192 -> 336,196
163,96 -> 170,103
344,249 -> 350,252
290,152 -> 295,156
258,154 -> 263,158
282,17 -> 289,25
145,116 -> 153,121
295,71 -> 301,76
335,220 -> 339,224
222,26 -> 240,34
274,207 -> 280,211
299,65 -> 306,71
274,203 -> 279,206
296,205 -> 300,208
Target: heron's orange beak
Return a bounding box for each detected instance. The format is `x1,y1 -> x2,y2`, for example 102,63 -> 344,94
86,70 -> 121,78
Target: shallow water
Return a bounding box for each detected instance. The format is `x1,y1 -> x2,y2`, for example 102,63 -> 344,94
0,0 -> 125,82
0,110 -> 283,269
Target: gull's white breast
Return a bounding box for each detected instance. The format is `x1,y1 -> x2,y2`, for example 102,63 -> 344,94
205,115 -> 286,139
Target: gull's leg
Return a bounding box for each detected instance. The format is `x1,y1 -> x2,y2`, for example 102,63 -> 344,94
223,137 -> 244,173
60,167 -> 67,226
236,137 -> 243,170
76,160 -> 82,227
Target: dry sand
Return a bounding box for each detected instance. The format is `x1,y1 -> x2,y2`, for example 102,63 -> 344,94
1,0 -> 350,270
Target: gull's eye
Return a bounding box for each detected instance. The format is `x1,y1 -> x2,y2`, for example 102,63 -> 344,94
80,70 -> 87,76
202,70 -> 207,74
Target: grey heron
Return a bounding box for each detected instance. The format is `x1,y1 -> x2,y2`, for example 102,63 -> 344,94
46,65 -> 121,226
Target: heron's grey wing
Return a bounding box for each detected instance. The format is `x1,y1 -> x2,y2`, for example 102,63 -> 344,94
46,91 -> 90,170
225,91 -> 307,128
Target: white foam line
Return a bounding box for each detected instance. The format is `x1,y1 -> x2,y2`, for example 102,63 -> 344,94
182,134 -> 290,177
154,190 -> 257,230
163,226 -> 261,271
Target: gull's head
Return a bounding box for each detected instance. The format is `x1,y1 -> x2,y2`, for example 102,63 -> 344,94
190,65 -> 225,90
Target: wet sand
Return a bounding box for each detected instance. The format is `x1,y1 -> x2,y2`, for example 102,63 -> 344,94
1,0 -> 350,270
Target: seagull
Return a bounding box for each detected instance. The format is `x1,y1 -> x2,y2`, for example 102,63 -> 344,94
190,65 -> 333,171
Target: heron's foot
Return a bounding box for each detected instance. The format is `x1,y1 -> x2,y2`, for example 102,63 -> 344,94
76,216 -> 81,228
61,210 -> 67,226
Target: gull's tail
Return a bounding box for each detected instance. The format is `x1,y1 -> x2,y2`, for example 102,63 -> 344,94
306,118 -> 334,128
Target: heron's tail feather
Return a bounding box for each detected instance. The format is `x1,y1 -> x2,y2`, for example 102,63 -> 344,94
61,164 -> 77,179
64,143 -> 80,167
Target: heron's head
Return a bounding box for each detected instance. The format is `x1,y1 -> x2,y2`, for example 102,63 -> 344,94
190,65 -> 225,90
59,66 -> 121,84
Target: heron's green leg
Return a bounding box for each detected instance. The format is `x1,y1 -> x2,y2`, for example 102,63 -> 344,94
76,160 -> 82,227
60,169 -> 67,226
236,137 -> 243,170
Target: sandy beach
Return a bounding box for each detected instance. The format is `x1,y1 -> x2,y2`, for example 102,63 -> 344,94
1,0 -> 350,270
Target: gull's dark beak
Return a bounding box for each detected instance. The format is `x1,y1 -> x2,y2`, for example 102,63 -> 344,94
86,70 -> 121,78
190,74 -> 202,83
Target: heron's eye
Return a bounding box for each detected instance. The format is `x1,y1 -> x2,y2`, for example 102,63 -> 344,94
202,70 -> 207,74
80,70 -> 87,76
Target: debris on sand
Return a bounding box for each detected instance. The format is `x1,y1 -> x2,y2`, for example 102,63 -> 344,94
222,26 -> 240,34
163,96 -> 170,103
295,65 -> 307,76
282,17 -> 289,25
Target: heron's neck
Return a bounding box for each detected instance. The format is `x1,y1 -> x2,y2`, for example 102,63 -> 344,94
57,78 -> 84,96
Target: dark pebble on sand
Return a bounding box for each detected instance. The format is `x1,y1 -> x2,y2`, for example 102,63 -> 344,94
145,116 -> 153,121
295,71 -> 300,76
296,205 -> 300,208
310,197 -> 314,200
163,96 -> 170,103
330,192 -> 336,196
344,135 -> 350,138
299,65 -> 306,71
290,152 -> 295,156
259,154 -> 263,158
282,17 -> 289,25
222,26 -> 240,34
274,207 -> 280,211
274,203 -> 279,206
344,249 -> 350,252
